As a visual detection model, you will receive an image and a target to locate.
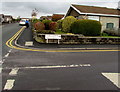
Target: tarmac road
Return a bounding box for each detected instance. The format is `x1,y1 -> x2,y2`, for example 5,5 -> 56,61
1,25 -> 120,91
2,49 -> 119,91
2,23 -> 22,57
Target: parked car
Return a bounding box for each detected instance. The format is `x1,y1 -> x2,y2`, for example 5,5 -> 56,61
19,19 -> 26,26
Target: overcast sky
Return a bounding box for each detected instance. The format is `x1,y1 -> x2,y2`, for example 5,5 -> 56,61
1,0 -> 120,18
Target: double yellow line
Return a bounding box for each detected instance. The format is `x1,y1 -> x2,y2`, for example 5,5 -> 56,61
6,26 -> 25,48
6,27 -> 120,52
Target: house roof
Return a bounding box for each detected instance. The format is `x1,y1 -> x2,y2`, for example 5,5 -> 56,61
52,14 -> 64,17
72,4 -> 120,15
0,14 -> 4,17
47,16 -> 52,19
4,15 -> 13,18
21,18 -> 30,19
40,16 -> 47,18
0,14 -> 4,16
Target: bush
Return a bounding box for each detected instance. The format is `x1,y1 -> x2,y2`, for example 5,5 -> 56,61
15,18 -> 21,22
32,19 -> 40,23
103,28 -> 120,36
34,22 -> 45,30
49,22 -> 58,31
101,33 -> 109,36
42,20 -> 52,30
62,16 -> 77,33
57,20 -> 63,29
36,30 -> 54,34
71,19 -> 101,36
55,29 -> 65,34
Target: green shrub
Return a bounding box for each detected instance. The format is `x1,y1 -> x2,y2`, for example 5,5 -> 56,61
55,29 -> 65,34
34,22 -> 45,30
31,19 -> 41,29
62,16 -> 77,33
36,30 -> 54,34
32,19 -> 40,23
57,20 -> 63,29
49,22 -> 58,31
103,29 -> 120,36
71,19 -> 101,36
35,37 -> 45,43
42,20 -> 52,30
15,18 -> 21,22
101,33 -> 109,36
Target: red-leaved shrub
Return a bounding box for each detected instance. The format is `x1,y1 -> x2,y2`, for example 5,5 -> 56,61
34,22 -> 45,30
49,22 -> 58,31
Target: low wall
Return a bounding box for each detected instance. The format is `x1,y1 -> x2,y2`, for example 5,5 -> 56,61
35,33 -> 120,44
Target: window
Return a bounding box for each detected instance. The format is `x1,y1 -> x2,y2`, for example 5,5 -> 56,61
106,23 -> 114,29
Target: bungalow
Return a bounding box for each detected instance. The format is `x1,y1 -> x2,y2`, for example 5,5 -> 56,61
47,16 -> 52,20
40,16 -> 48,20
0,14 -> 4,24
4,15 -> 13,23
52,14 -> 64,21
21,18 -> 30,21
65,4 -> 120,32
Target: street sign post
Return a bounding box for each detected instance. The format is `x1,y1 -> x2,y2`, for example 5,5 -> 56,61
45,34 -> 61,44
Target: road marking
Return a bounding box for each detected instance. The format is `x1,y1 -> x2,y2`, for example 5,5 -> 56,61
24,64 -> 91,69
59,48 -> 117,50
0,60 -> 3,64
0,59 -> 5,65
25,41 -> 33,46
3,64 -> 91,70
3,59 -> 5,62
4,53 -> 10,58
102,73 -> 120,88
0,60 -> 3,73
8,49 -> 12,53
4,79 -> 15,90
5,26 -> 120,53
9,68 -> 19,76
0,67 -> 2,73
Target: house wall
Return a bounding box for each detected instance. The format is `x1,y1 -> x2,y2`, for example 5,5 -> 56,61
99,17 -> 119,32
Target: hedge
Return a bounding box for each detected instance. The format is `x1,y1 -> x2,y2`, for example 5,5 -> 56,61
71,19 -> 101,36
62,16 -> 77,33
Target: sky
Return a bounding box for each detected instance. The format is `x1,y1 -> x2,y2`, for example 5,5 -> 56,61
1,0 -> 120,18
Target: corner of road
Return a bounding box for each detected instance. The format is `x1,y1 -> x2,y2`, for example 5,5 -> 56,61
6,25 -> 120,52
